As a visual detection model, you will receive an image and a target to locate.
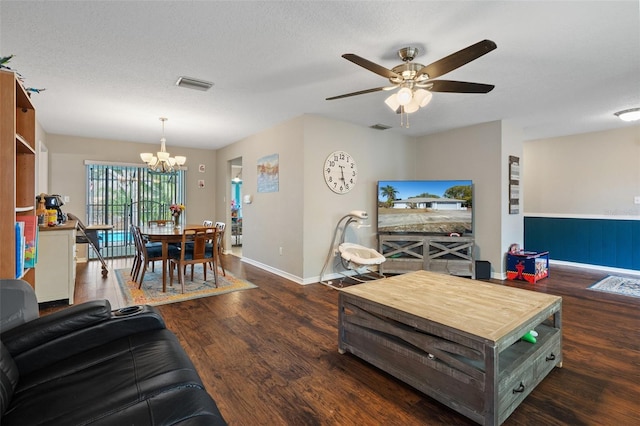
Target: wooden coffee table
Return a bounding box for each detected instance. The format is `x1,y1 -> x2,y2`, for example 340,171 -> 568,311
338,270 -> 562,426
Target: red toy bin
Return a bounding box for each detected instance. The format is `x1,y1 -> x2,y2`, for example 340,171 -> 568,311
506,251 -> 549,283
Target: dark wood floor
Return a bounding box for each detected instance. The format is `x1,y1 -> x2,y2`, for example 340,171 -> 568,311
65,256 -> 639,425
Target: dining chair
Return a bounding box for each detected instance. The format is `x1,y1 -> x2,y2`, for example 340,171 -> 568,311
200,220 -> 224,276
131,225 -> 165,287
169,227 -> 217,293
214,222 -> 226,276
181,220 -> 215,252
129,224 -> 142,281
145,220 -> 171,270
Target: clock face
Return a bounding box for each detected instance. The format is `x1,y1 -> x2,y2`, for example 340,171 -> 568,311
324,150 -> 357,194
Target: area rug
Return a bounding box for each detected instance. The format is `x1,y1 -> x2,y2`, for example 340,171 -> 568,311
115,267 -> 258,306
588,275 -> 640,298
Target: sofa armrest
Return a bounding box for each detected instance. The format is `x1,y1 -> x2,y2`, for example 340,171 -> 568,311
1,300 -> 112,354
1,303 -> 167,375
0,279 -> 39,333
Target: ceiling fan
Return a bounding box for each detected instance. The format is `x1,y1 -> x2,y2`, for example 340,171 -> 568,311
326,39 -> 497,117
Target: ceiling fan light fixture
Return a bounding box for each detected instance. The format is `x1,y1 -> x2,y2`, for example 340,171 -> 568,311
397,87 -> 413,105
404,99 -> 420,113
385,93 -> 401,111
414,89 -> 433,107
614,107 -> 640,122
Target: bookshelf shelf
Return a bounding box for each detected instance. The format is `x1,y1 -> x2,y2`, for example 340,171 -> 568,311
1,70 -> 37,286
16,134 -> 36,154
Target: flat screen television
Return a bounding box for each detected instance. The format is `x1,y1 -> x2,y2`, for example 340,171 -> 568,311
377,180 -> 473,235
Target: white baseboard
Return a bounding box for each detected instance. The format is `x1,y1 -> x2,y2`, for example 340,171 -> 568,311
240,257 -> 310,285
549,259 -> 640,277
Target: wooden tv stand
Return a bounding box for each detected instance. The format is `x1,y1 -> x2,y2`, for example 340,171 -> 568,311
379,234 -> 475,277
338,270 -> 562,425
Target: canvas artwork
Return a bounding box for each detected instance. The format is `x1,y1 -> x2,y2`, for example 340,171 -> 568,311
257,153 -> 279,193
509,156 -> 520,214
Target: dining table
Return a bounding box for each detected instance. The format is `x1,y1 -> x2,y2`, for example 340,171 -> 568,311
139,224 -> 216,292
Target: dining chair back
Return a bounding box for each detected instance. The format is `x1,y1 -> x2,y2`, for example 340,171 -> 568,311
203,220 -> 213,227
130,224 -> 142,281
214,222 -> 226,276
131,225 -> 164,287
169,227 -> 218,293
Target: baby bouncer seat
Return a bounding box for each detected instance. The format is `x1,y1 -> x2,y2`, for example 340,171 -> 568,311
320,210 -> 385,288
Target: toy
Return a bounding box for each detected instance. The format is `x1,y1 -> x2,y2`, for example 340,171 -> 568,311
521,330 -> 538,344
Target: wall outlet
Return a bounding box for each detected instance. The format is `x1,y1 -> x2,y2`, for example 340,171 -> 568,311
63,195 -> 70,203
635,196 -> 640,205
279,247 -> 283,255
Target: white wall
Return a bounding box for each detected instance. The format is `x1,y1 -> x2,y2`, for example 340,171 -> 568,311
524,126 -> 640,218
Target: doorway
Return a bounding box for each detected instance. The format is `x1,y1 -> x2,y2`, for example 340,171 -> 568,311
230,157 -> 242,257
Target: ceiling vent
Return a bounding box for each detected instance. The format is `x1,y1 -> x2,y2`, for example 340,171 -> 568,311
370,123 -> 392,130
175,76 -> 214,91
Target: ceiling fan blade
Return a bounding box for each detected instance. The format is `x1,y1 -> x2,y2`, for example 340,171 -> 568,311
416,39 -> 497,80
326,86 -> 389,100
425,80 -> 495,93
342,54 -> 402,80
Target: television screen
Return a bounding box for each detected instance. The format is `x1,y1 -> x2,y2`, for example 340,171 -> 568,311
377,180 -> 473,235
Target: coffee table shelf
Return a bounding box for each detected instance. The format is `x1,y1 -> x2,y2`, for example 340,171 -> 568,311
338,270 -> 562,425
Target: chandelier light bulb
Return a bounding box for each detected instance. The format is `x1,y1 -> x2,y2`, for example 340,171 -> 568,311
397,87 -> 413,106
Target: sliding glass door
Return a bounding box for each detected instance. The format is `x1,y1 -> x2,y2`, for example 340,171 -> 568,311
85,162 -> 185,258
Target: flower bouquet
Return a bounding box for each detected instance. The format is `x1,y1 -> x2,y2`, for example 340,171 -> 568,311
169,203 -> 185,228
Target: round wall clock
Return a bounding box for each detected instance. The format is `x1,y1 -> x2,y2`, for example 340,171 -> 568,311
323,150 -> 358,194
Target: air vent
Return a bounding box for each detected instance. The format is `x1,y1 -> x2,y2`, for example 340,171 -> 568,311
175,76 -> 214,91
370,123 -> 392,130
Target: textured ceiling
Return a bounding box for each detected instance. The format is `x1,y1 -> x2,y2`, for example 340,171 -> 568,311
1,1 -> 638,150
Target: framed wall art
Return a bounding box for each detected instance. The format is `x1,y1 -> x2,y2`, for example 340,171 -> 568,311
509,155 -> 520,214
257,153 -> 279,193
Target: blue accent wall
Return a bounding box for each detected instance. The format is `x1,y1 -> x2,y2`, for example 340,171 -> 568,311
524,217 -> 640,271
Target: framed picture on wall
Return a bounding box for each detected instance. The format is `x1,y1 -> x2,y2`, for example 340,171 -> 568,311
509,155 -> 520,214
257,153 -> 279,193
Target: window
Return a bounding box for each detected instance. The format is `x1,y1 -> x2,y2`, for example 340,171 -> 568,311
85,162 -> 185,258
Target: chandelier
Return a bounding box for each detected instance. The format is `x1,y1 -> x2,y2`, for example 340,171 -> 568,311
383,86 -> 433,128
140,117 -> 186,174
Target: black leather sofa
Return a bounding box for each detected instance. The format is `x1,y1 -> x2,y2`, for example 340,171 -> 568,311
0,279 -> 226,425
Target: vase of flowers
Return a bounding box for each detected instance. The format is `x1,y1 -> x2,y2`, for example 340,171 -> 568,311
169,203 -> 185,228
